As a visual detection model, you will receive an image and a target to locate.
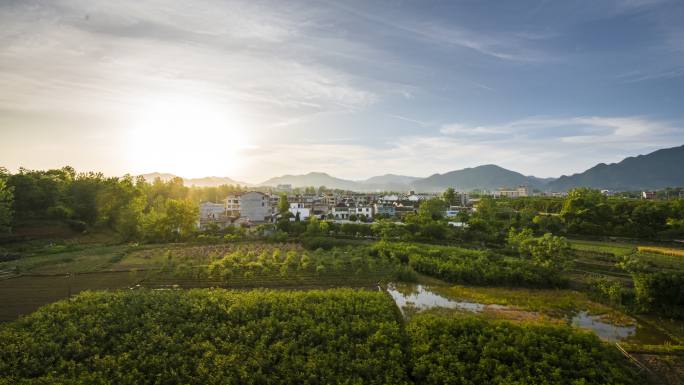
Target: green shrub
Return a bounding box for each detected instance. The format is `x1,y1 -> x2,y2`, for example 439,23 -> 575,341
407,315 -> 641,385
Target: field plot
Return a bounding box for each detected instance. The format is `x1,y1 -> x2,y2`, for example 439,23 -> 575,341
117,243 -> 397,288
0,243 -> 398,321
407,314 -> 642,385
0,245 -> 129,275
638,246 -> 684,258
570,240 -> 636,257
0,289 -> 409,385
0,272 -> 139,322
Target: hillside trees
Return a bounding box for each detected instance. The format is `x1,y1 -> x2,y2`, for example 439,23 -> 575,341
0,169 -> 13,233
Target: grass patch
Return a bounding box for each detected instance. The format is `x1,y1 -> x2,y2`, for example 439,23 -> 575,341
0,245 -> 130,274
570,239 -> 636,256
435,284 -> 631,323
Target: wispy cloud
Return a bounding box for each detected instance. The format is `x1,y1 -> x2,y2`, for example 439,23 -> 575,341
439,116 -> 678,144
389,114 -> 431,127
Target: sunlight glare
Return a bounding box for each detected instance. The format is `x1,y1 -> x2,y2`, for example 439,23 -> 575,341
127,96 -> 249,178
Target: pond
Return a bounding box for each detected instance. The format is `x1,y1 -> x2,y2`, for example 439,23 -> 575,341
387,283 -> 485,313
386,282 -> 674,345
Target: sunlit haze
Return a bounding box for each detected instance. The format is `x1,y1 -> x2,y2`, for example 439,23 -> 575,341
1,0 -> 684,182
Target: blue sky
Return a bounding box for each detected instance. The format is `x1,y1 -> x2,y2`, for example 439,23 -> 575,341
1,0 -> 683,182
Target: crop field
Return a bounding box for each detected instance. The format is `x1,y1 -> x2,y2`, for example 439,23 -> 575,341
0,244 -> 130,275
0,242 -> 398,321
567,240 -> 684,290
0,288 -> 642,385
121,243 -> 398,287
569,240 -> 636,257
638,246 -> 684,258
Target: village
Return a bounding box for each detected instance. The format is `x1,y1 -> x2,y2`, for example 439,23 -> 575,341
196,184 -> 538,229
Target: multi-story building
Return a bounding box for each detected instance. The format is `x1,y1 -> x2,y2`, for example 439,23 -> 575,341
198,202 -> 229,229
354,206 -> 374,219
332,204 -> 350,220
642,191 -> 657,200
224,191 -> 272,222
374,203 -> 396,218
495,186 -> 530,198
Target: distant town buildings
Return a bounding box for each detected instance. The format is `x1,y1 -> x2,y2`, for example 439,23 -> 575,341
642,191 -> 657,200
199,188 -> 471,229
495,186 -> 530,198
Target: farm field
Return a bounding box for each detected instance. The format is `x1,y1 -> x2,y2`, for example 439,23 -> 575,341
568,239 -> 684,287
0,242 -> 397,321
1,239 -> 682,383
0,288 -> 643,385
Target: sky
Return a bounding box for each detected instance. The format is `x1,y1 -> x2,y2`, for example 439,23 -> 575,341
1,0 -> 683,183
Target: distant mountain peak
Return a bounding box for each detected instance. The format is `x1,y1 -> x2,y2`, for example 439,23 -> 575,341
548,145 -> 684,191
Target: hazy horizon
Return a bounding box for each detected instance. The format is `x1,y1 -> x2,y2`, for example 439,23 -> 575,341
2,0 -> 684,182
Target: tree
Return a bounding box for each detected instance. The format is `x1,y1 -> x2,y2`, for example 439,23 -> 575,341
142,199 -> 198,242
417,198 -> 447,221
0,172 -> 14,233
305,216 -> 321,236
442,187 -> 457,206
560,188 -> 612,235
278,194 -> 290,216
508,228 -> 572,271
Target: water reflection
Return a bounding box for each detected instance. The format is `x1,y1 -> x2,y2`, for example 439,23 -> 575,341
387,283 -> 484,315
571,311 -> 635,342
386,282 -> 674,345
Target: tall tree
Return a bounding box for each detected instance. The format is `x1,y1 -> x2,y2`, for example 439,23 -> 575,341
278,194 -> 290,216
0,170 -> 14,233
417,198 -> 447,221
442,187 -> 457,206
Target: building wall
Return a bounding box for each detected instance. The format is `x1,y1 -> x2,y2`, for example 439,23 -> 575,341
238,192 -> 271,222
225,194 -> 241,216
199,202 -> 226,220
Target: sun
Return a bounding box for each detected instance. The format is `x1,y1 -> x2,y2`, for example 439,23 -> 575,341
127,96 -> 249,178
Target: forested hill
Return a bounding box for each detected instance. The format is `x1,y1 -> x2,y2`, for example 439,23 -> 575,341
260,172 -> 362,190
410,165 -> 544,192
547,145 -> 684,191
140,173 -> 248,187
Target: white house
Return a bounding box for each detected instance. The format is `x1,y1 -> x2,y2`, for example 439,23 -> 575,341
380,194 -> 399,203
407,194 -> 427,202
289,202 -> 310,220
354,206 -> 373,219
332,204 -> 350,220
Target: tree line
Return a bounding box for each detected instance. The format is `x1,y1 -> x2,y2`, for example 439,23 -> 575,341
0,166 -> 243,242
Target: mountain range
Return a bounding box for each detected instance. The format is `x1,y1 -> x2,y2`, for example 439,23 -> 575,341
140,173 -> 248,187
547,144 -> 684,191
140,144 -> 684,192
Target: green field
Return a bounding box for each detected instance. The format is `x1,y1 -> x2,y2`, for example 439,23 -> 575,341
0,288 -> 642,385
0,242 -> 396,321
569,240 -> 636,257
